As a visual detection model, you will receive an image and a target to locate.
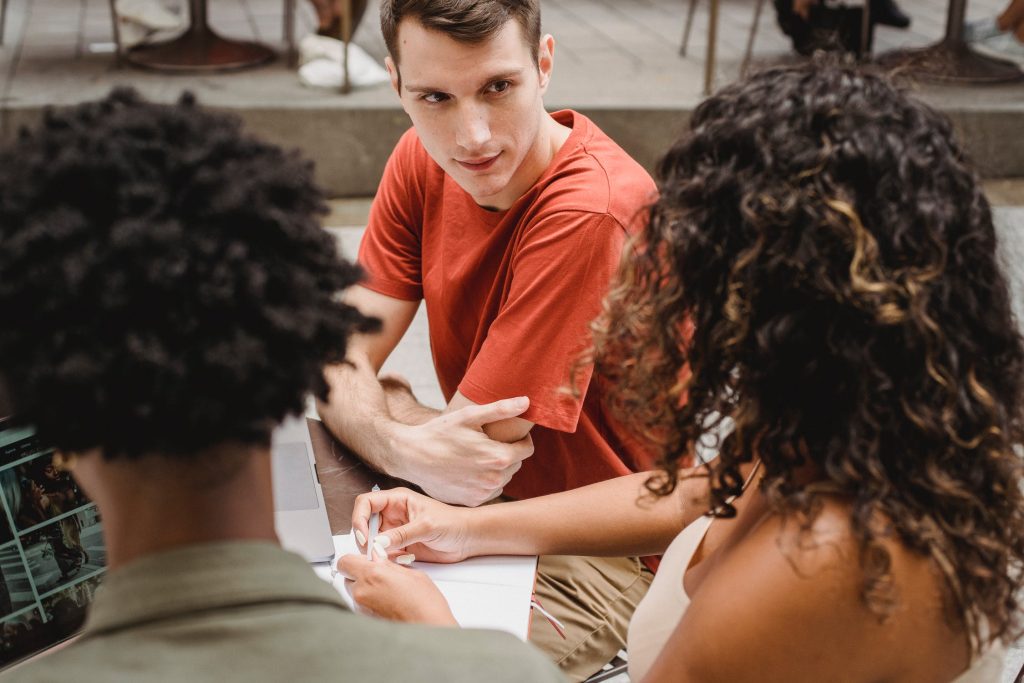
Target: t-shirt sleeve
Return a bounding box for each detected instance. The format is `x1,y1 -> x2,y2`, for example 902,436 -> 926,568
458,211 -> 625,433
357,130 -> 426,302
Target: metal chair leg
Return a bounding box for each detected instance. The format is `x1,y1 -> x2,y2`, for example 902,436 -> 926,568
703,0 -> 718,95
284,0 -> 296,67
680,0 -> 699,56
340,0 -> 351,94
741,0 -> 766,77
107,0 -> 123,66
860,0 -> 872,58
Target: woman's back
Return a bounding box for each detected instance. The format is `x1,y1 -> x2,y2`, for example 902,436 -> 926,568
631,483 -> 986,682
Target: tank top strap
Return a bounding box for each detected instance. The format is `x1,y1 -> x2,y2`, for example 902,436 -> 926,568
711,459 -> 762,514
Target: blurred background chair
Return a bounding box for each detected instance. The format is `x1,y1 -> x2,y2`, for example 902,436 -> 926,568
284,0 -> 357,92
0,0 -> 120,48
680,0 -> 871,95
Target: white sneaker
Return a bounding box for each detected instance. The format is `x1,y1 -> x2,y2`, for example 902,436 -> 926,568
299,34 -> 344,66
972,31 -> 1024,68
297,40 -> 390,89
115,0 -> 182,31
117,17 -> 156,48
964,17 -> 1002,43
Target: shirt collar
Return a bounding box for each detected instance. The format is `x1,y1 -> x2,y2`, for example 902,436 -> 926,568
83,541 -> 347,637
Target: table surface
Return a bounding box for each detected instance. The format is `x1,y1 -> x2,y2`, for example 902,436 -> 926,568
307,418 -> 406,533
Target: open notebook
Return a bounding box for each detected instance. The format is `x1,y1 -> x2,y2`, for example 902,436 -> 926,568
314,534 -> 537,641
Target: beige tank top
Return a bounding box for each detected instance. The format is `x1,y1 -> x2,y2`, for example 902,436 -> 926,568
626,475 -> 1005,682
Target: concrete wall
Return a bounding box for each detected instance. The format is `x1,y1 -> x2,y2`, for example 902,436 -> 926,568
6,103 -> 1016,198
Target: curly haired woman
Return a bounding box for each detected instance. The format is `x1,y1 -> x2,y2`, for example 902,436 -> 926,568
335,62 -> 1024,683
0,90 -> 563,682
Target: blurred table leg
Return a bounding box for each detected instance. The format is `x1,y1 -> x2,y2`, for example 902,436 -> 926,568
125,0 -> 275,72
704,0 -> 718,95
876,0 -> 1022,84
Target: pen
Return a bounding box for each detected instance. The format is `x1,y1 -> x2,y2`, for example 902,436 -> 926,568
366,484 -> 381,560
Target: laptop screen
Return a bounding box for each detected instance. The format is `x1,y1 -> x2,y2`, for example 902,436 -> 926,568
0,417 -> 106,670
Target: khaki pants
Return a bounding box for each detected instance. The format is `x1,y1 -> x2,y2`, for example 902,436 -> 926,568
528,555 -> 654,682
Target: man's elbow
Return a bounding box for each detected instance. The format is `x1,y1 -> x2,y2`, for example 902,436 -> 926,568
482,417 -> 534,444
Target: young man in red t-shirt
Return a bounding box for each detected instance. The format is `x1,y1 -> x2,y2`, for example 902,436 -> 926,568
318,1 -> 657,678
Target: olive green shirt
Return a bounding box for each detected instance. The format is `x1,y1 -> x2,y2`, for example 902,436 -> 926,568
6,541 -> 565,682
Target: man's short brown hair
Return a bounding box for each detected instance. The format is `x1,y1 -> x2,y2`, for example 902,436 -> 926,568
380,0 -> 541,66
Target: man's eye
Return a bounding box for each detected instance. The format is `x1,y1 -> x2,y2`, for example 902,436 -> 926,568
422,92 -> 449,104
488,81 -> 511,94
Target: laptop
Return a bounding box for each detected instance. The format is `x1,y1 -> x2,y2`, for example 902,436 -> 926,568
0,412 -> 334,671
0,416 -> 106,671
270,416 -> 335,563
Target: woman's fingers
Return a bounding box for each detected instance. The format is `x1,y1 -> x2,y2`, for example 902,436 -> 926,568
351,487 -> 415,550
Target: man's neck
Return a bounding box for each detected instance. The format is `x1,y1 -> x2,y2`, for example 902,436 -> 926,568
85,445 -> 279,571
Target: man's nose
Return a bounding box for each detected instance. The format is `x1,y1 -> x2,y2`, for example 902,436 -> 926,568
454,103 -> 492,152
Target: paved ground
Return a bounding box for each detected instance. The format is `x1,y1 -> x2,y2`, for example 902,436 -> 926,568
2,0 -> 1017,106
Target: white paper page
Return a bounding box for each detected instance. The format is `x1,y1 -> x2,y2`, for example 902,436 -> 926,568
318,533 -> 537,640
432,579 -> 534,637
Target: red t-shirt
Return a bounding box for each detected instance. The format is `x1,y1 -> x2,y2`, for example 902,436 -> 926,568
358,110 -> 657,500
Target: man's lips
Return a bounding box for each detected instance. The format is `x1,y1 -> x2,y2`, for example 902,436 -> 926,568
456,153 -> 500,172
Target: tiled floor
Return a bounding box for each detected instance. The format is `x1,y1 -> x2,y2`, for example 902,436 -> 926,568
1,0 -> 1018,107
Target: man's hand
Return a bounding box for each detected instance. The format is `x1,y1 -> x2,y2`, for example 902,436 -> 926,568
316,287 -> 535,506
391,397 -> 534,506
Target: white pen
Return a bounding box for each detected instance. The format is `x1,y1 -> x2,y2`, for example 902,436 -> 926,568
366,484 -> 381,560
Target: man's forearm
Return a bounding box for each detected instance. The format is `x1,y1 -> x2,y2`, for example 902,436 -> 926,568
319,357 -> 408,476
320,356 -> 536,506
380,377 -> 441,425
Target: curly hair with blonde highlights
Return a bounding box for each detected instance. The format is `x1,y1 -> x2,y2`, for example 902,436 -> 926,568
592,62 -> 1024,646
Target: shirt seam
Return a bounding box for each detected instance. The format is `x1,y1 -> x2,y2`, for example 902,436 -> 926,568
360,276 -> 422,302
84,595 -> 350,639
458,376 -> 580,433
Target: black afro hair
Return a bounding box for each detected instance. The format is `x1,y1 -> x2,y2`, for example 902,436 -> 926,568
0,88 -> 379,458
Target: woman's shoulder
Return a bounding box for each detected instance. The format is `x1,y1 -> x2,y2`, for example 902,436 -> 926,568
657,495 -> 970,682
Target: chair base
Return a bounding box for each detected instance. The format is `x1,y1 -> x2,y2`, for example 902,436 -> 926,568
124,25 -> 274,73
876,41 -> 1023,84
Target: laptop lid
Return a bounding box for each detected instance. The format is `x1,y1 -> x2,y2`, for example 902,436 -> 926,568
0,416 -> 106,671
271,416 -> 335,563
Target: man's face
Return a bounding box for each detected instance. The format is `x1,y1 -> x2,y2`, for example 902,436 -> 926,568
387,18 -> 553,208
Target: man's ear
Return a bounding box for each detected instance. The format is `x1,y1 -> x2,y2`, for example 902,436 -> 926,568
385,55 -> 401,96
537,34 -> 555,95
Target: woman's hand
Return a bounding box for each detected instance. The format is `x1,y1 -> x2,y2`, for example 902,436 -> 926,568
336,553 -> 457,626
351,486 -> 476,563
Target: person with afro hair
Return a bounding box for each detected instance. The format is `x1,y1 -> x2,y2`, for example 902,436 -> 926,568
0,89 -> 564,683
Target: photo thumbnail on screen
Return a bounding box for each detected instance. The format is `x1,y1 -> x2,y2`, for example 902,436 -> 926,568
0,421 -> 106,670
